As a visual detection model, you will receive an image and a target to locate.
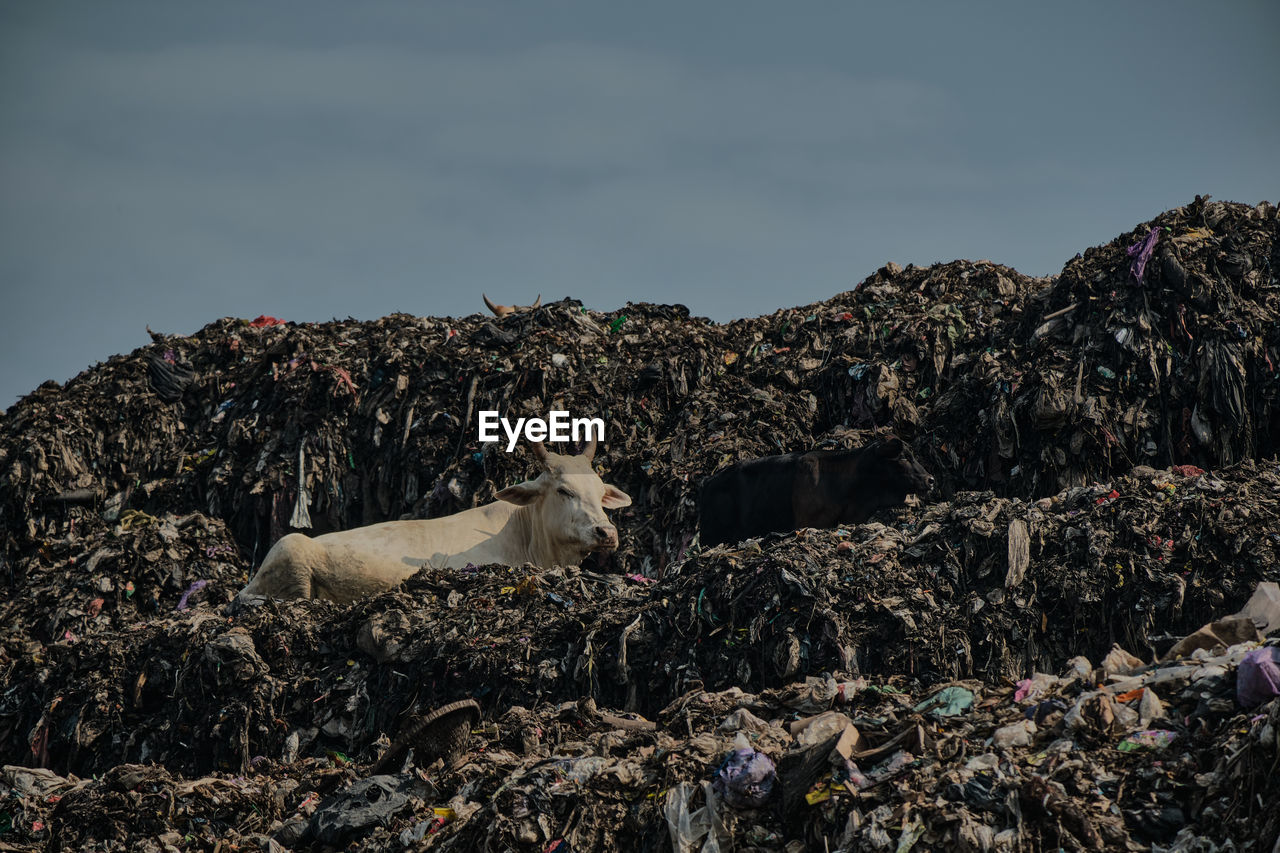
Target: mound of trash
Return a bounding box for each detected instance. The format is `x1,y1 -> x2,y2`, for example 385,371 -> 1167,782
1,197 -> 1278,850
3,563 -> 1278,850
2,210 -> 1274,603
1004,195 -> 1280,495
3,462 -> 1279,848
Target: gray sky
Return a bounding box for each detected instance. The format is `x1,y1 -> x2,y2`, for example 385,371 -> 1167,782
2,1 -> 1277,411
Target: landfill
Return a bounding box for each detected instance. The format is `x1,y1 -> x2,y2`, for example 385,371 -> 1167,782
1,196 -> 1278,851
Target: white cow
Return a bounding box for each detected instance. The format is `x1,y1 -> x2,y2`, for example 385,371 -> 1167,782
239,439 -> 631,603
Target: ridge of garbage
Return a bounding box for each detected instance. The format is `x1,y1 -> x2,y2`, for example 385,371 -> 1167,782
1,195 -> 1277,851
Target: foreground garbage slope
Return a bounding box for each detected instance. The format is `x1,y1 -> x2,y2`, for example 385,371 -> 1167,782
3,463 -> 1279,848
4,462 -> 1276,776
3,566 -> 1278,850
4,692 -> 1277,851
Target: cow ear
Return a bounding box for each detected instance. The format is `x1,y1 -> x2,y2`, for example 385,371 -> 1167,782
601,484 -> 632,509
496,480 -> 543,506
878,438 -> 904,458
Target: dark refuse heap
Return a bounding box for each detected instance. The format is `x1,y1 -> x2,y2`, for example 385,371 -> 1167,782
1,196 -> 1278,851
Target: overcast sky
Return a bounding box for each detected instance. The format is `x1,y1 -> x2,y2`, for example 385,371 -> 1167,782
2,1 -> 1277,411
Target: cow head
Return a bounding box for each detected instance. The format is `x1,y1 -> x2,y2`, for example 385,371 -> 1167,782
494,438 -> 632,562
854,437 -> 934,510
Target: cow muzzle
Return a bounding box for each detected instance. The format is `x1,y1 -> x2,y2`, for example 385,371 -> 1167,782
591,524 -> 619,550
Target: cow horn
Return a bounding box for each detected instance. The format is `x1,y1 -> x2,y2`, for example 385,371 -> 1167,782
482,294 -> 506,317
530,439 -> 550,466
529,294 -> 542,309
581,435 -> 597,462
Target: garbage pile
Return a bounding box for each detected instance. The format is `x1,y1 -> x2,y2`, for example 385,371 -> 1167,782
0,507 -> 244,647
3,461 -> 1280,848
1001,195 -> 1280,494
5,458 -> 1277,765
1,265 -> 1056,631
2,567 -> 1277,850
1,197 -> 1278,850
3,201 -> 1276,590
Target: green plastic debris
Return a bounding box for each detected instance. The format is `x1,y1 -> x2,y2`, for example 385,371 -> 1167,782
913,686 -> 975,718
862,684 -> 903,695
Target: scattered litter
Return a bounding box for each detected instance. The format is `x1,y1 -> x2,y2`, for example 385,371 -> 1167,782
1237,647 -> 1280,708
711,748 -> 776,809
1117,730 -> 1178,752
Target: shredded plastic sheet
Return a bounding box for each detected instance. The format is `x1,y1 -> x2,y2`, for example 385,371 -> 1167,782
1126,227 -> 1161,283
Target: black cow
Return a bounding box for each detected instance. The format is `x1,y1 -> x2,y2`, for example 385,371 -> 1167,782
698,438 -> 934,547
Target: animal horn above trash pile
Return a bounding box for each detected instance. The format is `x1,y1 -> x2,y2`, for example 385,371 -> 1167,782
0,197 -> 1277,850
482,293 -> 543,317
